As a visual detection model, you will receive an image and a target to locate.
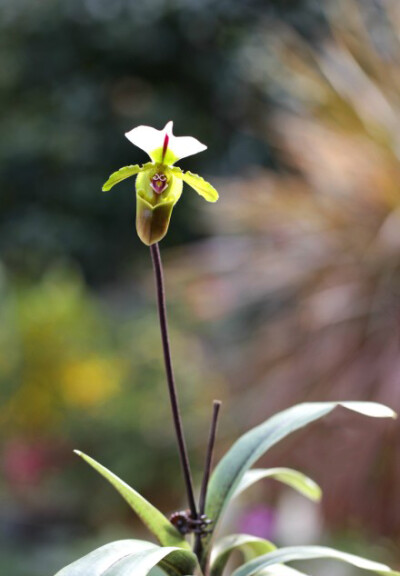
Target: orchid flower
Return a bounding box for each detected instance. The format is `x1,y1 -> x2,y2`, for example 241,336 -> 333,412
102,121 -> 219,245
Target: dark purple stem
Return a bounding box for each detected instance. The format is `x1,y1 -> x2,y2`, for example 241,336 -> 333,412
194,400 -> 222,560
150,243 -> 198,520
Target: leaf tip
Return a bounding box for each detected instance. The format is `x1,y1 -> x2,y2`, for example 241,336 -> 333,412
313,488 -> 323,502
341,402 -> 397,420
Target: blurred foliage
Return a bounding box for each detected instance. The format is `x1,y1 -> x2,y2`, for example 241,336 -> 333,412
0,264 -> 225,553
0,0 -> 318,283
0,266 -> 125,432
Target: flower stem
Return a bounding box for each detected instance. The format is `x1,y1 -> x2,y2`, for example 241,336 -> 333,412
150,243 -> 198,521
194,400 -> 222,561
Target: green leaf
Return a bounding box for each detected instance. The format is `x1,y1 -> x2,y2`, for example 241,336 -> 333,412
75,451 -> 190,550
171,168 -> 219,202
231,546 -> 400,576
233,468 -> 321,502
202,402 -> 395,565
255,566 -> 309,576
54,540 -> 197,576
210,535 -> 276,576
105,546 -> 197,576
149,569 -> 168,576
102,164 -> 151,191
55,540 -> 155,576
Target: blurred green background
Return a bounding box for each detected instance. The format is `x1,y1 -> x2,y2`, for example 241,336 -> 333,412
1,0 -> 400,574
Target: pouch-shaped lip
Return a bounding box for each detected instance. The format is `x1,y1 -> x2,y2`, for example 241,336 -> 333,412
136,195 -> 176,246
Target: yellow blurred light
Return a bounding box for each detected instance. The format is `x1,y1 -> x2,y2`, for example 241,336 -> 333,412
61,357 -> 122,408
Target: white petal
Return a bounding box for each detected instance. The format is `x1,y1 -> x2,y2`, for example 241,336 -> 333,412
167,133 -> 207,161
125,121 -> 207,164
163,120 -> 174,136
125,125 -> 164,157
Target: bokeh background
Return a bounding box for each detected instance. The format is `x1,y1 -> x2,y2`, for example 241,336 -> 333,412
1,0 -> 400,574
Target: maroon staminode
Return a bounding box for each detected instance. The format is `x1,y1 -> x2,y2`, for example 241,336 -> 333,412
151,173 -> 168,194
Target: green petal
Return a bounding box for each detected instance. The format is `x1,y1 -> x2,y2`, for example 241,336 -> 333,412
172,168 -> 219,202
74,451 -> 189,549
102,163 -> 152,192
